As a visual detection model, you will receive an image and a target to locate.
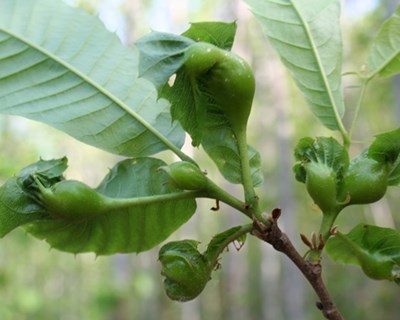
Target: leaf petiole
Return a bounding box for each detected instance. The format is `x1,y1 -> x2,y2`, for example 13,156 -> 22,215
348,78 -> 370,146
204,224 -> 253,268
104,190 -> 202,210
106,180 -> 251,220
234,125 -> 263,220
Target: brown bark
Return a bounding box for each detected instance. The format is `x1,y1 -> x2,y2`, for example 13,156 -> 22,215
252,209 -> 344,320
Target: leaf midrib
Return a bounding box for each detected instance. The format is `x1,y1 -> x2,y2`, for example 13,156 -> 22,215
368,9 -> 400,77
369,50 -> 400,79
0,27 -> 186,158
290,1 -> 343,131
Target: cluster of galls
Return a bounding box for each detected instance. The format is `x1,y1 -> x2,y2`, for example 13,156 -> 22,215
295,145 -> 389,215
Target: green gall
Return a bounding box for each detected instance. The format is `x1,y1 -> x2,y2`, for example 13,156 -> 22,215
160,161 -> 208,190
159,240 -> 211,302
184,42 -> 255,133
35,178 -> 108,221
304,162 -> 338,213
338,154 -> 388,206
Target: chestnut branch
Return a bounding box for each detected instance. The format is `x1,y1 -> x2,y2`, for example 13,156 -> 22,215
252,208 -> 344,320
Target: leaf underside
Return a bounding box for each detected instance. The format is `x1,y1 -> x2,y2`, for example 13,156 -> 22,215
0,178 -> 48,237
326,224 -> 400,283
201,112 -> 263,186
136,32 -> 195,92
367,6 -> 400,78
182,21 -> 237,50
23,158 -> 197,255
0,0 -> 184,157
0,158 -> 197,255
245,0 -> 344,131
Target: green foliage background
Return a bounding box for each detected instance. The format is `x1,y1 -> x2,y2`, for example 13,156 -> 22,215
1,0 -> 400,319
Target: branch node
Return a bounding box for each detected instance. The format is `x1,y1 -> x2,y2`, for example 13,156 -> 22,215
252,210 -> 344,320
271,207 -> 281,220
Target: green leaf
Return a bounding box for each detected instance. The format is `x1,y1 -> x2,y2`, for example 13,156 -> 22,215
368,128 -> 400,164
182,21 -> 237,50
366,6 -> 400,79
138,22 -> 237,147
367,128 -> 400,185
0,157 -> 68,237
136,22 -> 237,95
136,32 -> 194,92
293,136 -> 349,183
245,0 -> 345,131
388,161 -> 400,186
326,224 -> 400,284
0,0 -> 184,157
204,225 -> 248,264
0,178 -> 48,237
162,69 -> 210,146
202,113 -> 263,186
24,158 -> 197,255
19,157 -> 68,189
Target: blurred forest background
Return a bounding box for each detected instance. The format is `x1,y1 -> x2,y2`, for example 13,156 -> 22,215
1,0 -> 400,319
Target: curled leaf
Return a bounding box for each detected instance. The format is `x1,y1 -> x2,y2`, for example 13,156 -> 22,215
293,136 -> 348,212
4,158 -> 197,255
367,128 -> 400,186
159,240 -> 211,302
204,225 -> 249,264
326,224 -> 400,283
